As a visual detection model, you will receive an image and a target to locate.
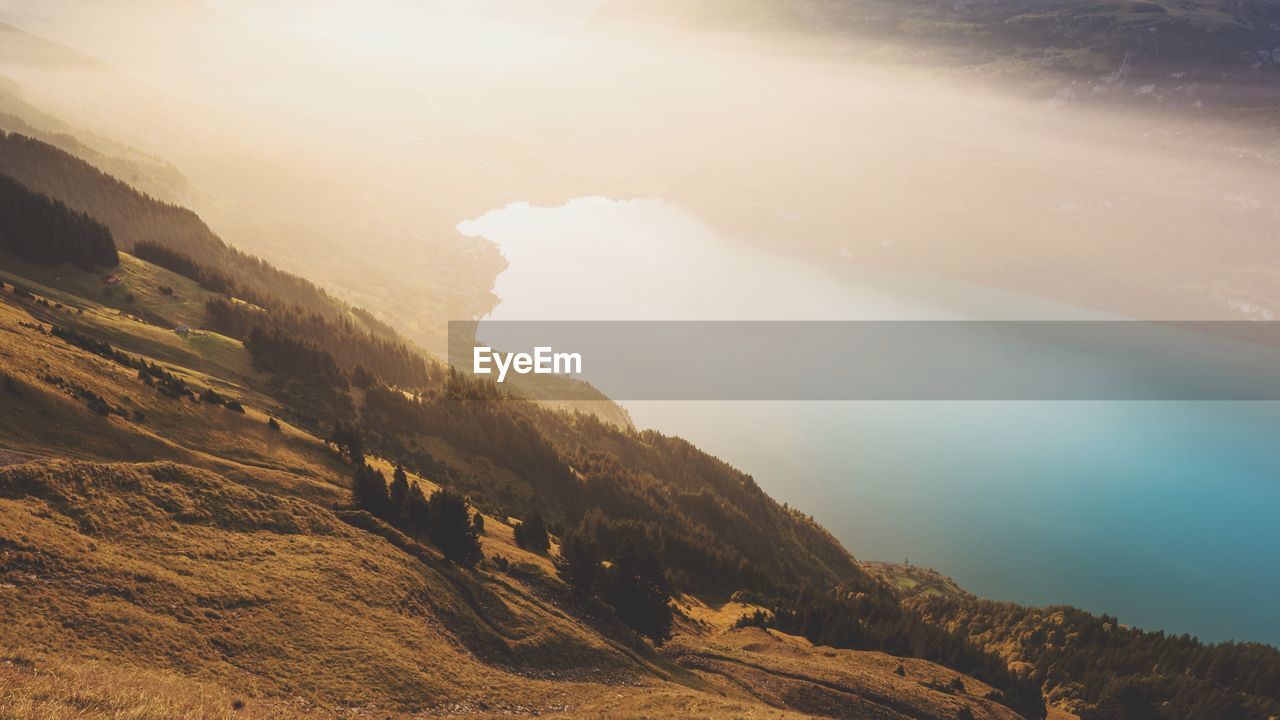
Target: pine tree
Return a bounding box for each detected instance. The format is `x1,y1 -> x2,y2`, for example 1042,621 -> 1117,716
351,364 -> 375,389
471,511 -> 485,535
389,465 -> 410,516
327,421 -> 365,464
403,482 -> 430,540
351,464 -> 390,519
347,429 -> 364,465
602,541 -> 673,645
426,488 -> 482,568
517,510 -> 550,554
0,174 -> 118,270
554,530 -> 601,596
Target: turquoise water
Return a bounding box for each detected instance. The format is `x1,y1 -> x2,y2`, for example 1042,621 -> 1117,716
458,197 -> 1280,647
635,400 -> 1280,646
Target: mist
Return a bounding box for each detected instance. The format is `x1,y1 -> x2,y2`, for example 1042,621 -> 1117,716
2,0 -> 1279,346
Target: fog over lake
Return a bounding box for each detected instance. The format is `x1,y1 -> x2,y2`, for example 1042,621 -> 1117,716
460,196 -> 1280,646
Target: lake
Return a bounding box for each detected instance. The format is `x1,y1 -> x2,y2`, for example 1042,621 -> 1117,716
458,196 -> 1280,647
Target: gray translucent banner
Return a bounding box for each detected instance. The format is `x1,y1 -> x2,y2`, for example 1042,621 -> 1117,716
447,321 -> 1280,400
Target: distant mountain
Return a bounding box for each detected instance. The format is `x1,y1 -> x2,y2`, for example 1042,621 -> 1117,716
0,0 -> 234,62
0,21 -> 103,67
600,0 -> 1280,81
0,86 -> 191,205
0,131 -> 385,333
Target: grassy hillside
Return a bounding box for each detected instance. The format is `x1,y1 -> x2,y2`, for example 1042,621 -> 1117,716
1,251 -> 210,327
0,454 -> 1026,719
669,626 -> 1028,720
863,562 -> 973,602
0,278 -> 1032,719
0,461 -> 646,706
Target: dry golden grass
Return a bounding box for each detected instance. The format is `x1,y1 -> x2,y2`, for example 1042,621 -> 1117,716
667,626 -> 1025,720
0,652 -> 326,720
1,460 -> 630,712
0,650 -> 814,720
680,596 -> 769,631
0,291 -> 347,500
862,561 -> 973,601
1047,706 -> 1082,720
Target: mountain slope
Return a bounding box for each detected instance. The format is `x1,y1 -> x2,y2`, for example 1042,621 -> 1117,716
0,460 -> 647,708
0,455 -> 1031,719
0,281 -> 1031,719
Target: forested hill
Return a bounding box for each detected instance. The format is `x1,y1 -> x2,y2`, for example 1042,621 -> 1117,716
0,108 -> 189,205
0,173 -> 117,270
0,131 -> 373,331
358,382 -> 865,595
854,565 -> 1280,720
